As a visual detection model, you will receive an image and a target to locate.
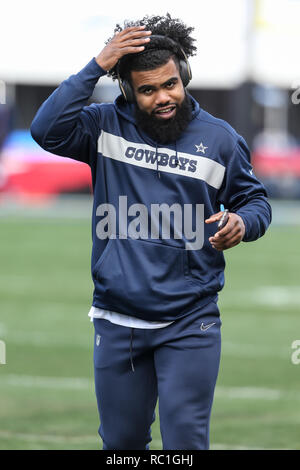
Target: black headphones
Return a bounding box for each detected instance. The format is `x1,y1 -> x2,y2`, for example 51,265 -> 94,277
117,35 -> 192,103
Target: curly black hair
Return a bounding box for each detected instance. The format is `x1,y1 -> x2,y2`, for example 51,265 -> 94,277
106,13 -> 197,82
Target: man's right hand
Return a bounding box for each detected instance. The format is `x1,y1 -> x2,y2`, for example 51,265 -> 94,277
95,26 -> 152,72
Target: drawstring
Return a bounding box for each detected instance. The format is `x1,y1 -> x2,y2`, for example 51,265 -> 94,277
155,143 -> 160,179
130,328 -> 135,372
175,141 -> 178,168
155,141 -> 179,179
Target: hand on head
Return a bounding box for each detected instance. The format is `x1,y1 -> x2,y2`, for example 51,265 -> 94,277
96,26 -> 152,71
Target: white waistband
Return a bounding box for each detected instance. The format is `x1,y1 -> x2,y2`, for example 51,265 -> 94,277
88,306 -> 173,329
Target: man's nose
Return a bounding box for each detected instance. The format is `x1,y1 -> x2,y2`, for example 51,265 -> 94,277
155,89 -> 170,105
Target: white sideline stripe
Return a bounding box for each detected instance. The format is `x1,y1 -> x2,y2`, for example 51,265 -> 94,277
1,374 -> 298,402
222,341 -> 288,359
1,374 -> 94,390
221,286 -> 300,307
0,331 -> 92,349
215,386 -> 281,400
254,286 -> 300,307
98,131 -> 225,189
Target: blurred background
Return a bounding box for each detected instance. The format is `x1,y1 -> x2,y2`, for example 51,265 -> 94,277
0,0 -> 300,450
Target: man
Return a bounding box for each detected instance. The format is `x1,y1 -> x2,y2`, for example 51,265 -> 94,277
31,14 -> 272,450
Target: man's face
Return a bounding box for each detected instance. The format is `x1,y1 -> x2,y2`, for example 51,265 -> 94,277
130,58 -> 192,144
131,58 -> 185,119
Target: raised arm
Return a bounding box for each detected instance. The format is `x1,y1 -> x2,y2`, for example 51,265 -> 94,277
30,26 -> 152,165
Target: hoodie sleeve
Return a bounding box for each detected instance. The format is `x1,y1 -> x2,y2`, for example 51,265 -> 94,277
217,136 -> 272,242
30,58 -> 107,165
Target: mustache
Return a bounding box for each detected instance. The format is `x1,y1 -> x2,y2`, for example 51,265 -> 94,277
152,103 -> 177,114
134,94 -> 192,144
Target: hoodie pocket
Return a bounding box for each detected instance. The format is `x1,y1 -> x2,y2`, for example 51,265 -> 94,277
92,237 -> 200,320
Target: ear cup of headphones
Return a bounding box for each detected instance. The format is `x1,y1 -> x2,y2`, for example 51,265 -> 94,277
179,59 -> 192,88
121,79 -> 134,103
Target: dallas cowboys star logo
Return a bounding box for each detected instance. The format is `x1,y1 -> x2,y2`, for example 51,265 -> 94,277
195,142 -> 208,154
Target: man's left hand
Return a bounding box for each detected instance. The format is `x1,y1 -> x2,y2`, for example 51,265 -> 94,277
205,212 -> 245,251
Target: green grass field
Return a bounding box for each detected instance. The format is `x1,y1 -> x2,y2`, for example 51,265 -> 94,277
0,202 -> 300,450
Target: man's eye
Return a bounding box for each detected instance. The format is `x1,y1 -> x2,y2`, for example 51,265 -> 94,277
144,89 -> 153,95
166,82 -> 175,89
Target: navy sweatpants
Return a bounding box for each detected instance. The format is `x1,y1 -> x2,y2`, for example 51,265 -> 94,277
93,300 -> 221,450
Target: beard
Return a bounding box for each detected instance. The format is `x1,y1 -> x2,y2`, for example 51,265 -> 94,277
134,94 -> 193,144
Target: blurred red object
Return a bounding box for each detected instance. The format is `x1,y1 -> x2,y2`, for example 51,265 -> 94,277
0,130 -> 92,200
252,147 -> 300,177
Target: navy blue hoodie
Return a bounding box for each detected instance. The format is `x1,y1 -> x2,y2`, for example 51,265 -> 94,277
31,58 -> 272,322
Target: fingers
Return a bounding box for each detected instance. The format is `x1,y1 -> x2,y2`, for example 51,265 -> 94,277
205,212 -> 223,224
115,26 -> 151,49
208,213 -> 245,251
113,26 -> 152,57
209,226 -> 239,249
116,25 -> 151,38
213,217 -> 235,239
96,26 -> 151,71
118,40 -> 149,54
116,25 -> 147,35
210,232 -> 242,251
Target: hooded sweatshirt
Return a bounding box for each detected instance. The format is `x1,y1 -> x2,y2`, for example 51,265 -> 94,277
30,58 -> 272,323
